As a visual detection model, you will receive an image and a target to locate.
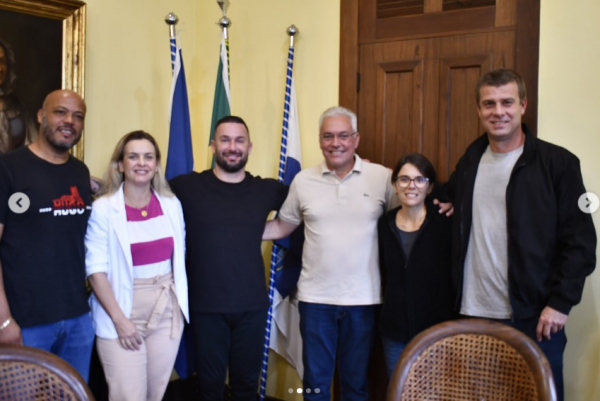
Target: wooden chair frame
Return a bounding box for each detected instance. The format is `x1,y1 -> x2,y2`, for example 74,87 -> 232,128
0,343 -> 95,400
387,318 -> 557,401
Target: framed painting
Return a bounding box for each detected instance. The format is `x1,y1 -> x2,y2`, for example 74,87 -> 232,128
0,0 -> 86,159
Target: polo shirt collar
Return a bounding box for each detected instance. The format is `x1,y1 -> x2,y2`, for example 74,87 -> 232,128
319,154 -> 363,176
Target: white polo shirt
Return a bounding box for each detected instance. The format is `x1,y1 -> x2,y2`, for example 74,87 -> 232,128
279,155 -> 396,305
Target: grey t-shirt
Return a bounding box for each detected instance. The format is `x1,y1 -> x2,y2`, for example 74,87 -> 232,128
395,226 -> 419,260
460,144 -> 523,319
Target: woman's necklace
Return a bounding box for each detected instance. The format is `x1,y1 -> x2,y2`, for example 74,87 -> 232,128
396,208 -> 426,232
125,193 -> 152,218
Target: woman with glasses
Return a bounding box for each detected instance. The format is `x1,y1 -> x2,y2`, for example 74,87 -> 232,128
377,153 -> 454,378
85,131 -> 188,401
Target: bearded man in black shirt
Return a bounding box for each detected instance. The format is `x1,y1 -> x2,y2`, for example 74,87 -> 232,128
169,116 -> 288,401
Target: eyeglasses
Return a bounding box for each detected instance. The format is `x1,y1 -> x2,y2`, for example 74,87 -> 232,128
394,176 -> 430,188
319,132 -> 357,142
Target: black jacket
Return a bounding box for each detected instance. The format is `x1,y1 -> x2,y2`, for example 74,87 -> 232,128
378,202 -> 454,342
443,125 -> 596,318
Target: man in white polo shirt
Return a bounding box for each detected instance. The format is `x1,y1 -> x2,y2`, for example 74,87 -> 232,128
263,106 -> 396,401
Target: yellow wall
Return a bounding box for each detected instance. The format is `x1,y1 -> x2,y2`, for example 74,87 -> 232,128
84,0 -> 337,180
539,1 -> 600,400
82,0 -> 600,400
84,1 -> 337,399
84,0 -> 196,176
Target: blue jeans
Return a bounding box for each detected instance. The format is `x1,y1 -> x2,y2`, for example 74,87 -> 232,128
499,317 -> 566,401
21,312 -> 95,382
298,302 -> 377,401
381,335 -> 406,378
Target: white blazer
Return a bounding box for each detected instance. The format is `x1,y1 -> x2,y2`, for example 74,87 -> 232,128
85,185 -> 189,339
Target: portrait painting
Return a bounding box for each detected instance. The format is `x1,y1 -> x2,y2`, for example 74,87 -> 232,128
0,0 -> 86,159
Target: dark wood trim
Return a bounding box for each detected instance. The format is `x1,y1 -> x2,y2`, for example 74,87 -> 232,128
339,0 -> 360,112
359,0 -> 377,41
377,6 -> 496,39
424,0 -> 443,14
515,0 -> 540,135
353,25 -> 515,45
378,59 -> 422,73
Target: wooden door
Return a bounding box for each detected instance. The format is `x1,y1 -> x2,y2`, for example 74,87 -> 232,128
340,0 -> 540,180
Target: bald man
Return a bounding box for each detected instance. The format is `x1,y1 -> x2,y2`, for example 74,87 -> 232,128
0,90 -> 94,381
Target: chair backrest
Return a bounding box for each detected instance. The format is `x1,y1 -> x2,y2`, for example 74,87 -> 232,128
387,319 -> 557,401
0,344 -> 95,401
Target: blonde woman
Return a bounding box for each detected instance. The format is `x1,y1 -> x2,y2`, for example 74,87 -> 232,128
85,130 -> 188,401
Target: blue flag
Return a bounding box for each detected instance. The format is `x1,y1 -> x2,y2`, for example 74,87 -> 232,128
166,45 -> 193,180
263,46 -> 305,384
167,41 -> 195,379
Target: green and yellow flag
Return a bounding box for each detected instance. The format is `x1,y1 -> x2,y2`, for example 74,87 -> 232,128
208,36 -> 231,168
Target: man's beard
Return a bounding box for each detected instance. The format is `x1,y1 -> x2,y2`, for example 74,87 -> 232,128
215,150 -> 248,173
41,117 -> 81,152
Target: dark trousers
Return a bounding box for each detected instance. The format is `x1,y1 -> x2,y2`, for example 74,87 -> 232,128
298,302 -> 377,401
499,317 -> 566,401
190,309 -> 268,401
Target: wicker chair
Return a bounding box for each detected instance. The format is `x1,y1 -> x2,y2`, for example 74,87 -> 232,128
0,344 -> 95,400
387,319 -> 557,401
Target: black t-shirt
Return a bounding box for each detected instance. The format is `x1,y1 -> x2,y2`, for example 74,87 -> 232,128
0,147 -> 92,327
170,170 -> 288,313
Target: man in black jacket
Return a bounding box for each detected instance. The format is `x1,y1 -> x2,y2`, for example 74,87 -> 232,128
443,69 -> 596,401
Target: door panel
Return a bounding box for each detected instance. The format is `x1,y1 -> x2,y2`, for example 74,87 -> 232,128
378,60 -> 423,167
358,30 -> 514,180
358,39 -> 428,167
438,61 -> 487,179
436,31 -> 514,178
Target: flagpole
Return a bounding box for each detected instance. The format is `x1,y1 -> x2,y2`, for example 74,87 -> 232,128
208,6 -> 232,168
165,11 -> 195,376
219,16 -> 231,87
276,24 -> 298,184
259,24 -> 299,401
216,0 -> 231,92
165,12 -> 178,72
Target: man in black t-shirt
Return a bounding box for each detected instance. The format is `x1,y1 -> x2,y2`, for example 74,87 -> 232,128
0,90 -> 94,381
170,116 -> 288,401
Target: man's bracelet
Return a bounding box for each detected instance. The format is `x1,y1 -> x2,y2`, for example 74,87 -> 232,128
0,317 -> 12,330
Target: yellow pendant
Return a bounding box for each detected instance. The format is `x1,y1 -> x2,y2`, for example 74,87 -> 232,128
141,210 -> 148,218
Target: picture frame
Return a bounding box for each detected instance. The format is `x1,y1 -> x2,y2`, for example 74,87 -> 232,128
0,0 -> 86,160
